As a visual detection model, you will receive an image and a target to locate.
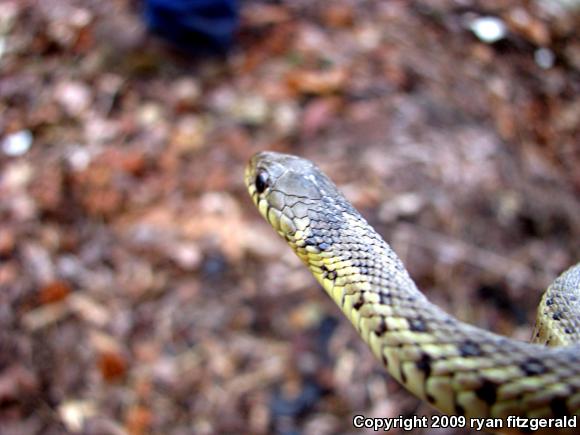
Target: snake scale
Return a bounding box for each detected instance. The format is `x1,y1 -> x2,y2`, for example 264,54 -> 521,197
245,151 -> 580,432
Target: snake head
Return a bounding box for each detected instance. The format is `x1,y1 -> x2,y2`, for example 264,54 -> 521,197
245,151 -> 339,241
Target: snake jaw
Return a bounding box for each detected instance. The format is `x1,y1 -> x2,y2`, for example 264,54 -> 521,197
245,152 -> 321,244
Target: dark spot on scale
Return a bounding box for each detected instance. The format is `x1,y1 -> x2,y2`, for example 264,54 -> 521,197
320,265 -> 337,280
520,358 -> 547,376
552,312 -> 562,321
546,298 -> 553,306
416,353 -> 432,377
409,318 -> 427,332
426,393 -> 435,404
375,319 -> 387,336
475,380 -> 498,405
304,237 -> 317,246
353,298 -> 364,310
550,397 -> 569,417
382,353 -> 389,367
455,403 -> 465,416
564,327 -> 573,334
379,292 -> 391,304
459,340 -> 482,357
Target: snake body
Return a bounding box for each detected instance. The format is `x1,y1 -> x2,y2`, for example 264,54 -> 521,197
245,151 -> 580,431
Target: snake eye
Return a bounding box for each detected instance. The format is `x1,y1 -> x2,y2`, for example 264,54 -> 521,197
255,171 -> 270,194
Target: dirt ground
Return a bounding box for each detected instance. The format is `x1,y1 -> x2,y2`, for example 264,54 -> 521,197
1,1 -> 579,434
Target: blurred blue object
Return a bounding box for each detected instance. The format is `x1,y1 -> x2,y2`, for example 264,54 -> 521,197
144,0 -> 239,55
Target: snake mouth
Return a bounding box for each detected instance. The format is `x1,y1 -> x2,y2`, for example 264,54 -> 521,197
255,196 -> 286,236
244,159 -> 282,235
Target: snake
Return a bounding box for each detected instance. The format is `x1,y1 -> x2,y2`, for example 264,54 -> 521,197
245,151 -> 580,432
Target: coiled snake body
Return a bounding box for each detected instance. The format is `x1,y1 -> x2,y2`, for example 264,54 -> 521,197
245,151 -> 580,432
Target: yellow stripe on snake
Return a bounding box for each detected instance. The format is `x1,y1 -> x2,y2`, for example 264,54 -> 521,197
245,151 -> 580,433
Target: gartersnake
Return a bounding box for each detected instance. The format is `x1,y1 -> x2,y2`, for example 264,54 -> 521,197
245,151 -> 580,432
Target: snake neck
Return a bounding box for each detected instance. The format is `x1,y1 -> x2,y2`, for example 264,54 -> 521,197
286,202 -> 580,421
